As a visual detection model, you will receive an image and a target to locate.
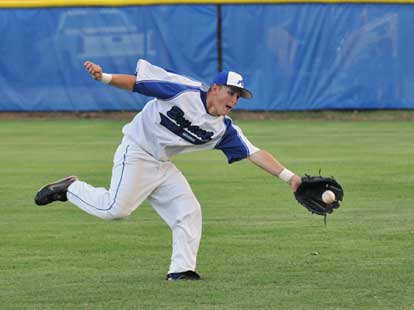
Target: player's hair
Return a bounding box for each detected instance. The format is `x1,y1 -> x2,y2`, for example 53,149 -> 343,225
208,84 -> 240,95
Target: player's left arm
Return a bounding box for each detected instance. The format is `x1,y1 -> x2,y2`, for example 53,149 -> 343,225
248,150 -> 302,191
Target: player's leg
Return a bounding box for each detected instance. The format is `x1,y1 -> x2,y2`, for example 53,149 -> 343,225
66,141 -> 161,220
148,163 -> 202,280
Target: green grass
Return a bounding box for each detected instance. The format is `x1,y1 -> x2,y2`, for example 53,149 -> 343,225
1,116 -> 414,309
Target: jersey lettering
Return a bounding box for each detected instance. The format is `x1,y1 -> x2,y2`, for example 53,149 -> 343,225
159,106 -> 213,145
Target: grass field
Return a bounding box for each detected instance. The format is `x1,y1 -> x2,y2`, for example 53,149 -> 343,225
1,113 -> 413,309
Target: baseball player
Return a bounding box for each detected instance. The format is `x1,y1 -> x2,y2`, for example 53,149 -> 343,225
34,59 -> 302,281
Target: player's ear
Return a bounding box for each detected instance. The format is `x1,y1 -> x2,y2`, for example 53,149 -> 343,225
211,84 -> 220,94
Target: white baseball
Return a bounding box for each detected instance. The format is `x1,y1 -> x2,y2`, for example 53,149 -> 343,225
322,190 -> 336,204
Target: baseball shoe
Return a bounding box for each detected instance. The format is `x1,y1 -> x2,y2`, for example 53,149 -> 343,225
166,270 -> 201,281
34,176 -> 78,206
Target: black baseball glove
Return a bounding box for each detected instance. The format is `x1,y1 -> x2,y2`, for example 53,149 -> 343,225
294,175 -> 344,216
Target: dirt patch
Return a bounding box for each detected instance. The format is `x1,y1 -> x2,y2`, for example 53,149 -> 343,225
0,111 -> 137,120
232,110 -> 414,121
1,110 -> 414,121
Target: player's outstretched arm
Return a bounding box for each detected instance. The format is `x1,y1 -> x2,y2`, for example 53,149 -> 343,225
248,150 -> 301,191
84,60 -> 136,91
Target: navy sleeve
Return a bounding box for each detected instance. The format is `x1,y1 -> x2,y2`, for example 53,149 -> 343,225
215,118 -> 249,164
134,81 -> 199,100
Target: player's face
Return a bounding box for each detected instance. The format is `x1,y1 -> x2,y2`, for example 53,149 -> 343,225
209,85 -> 241,116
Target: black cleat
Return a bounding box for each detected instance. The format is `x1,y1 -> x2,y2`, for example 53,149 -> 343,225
166,270 -> 201,281
34,176 -> 78,206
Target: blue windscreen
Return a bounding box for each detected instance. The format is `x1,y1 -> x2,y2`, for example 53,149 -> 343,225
222,4 -> 413,110
0,6 -> 217,111
1,4 -> 414,111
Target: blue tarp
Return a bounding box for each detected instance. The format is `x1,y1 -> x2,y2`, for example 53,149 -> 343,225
223,4 -> 413,110
1,4 -> 413,111
0,6 -> 217,111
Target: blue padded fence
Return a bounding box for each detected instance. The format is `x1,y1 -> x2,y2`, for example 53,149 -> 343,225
1,4 -> 413,111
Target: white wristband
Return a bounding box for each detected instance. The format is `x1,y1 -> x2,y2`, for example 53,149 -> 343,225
100,73 -> 112,84
278,168 -> 294,183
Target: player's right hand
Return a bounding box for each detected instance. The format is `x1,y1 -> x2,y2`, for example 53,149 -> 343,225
84,60 -> 103,81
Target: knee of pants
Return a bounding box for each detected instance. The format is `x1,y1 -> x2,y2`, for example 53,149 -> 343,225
172,202 -> 202,235
103,212 -> 128,221
103,200 -> 135,221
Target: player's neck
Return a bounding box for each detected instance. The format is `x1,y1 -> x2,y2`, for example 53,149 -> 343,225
206,95 -> 219,116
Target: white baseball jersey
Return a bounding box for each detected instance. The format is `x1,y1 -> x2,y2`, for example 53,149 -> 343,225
122,59 -> 260,163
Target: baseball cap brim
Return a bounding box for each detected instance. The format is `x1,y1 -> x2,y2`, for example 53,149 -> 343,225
238,88 -> 253,99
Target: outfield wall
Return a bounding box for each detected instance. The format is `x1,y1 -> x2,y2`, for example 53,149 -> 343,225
1,3 -> 413,111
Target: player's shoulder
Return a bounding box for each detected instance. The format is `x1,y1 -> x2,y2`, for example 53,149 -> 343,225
136,58 -> 204,85
223,115 -> 237,127
221,116 -> 246,135
135,58 -> 151,73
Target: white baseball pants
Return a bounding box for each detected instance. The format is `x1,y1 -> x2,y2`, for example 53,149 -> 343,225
67,137 -> 202,274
